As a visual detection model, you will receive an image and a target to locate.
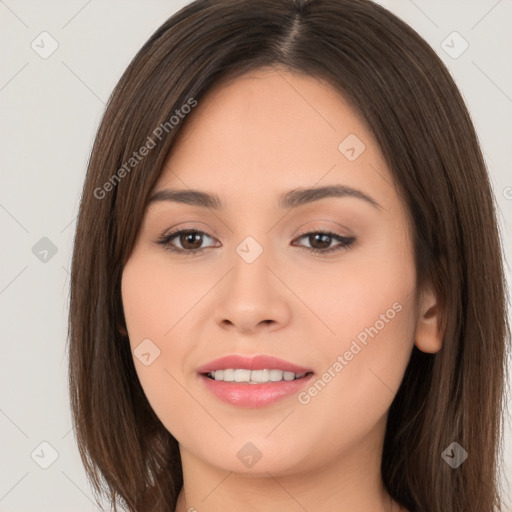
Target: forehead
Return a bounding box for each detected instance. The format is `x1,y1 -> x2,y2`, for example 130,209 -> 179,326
153,67 -> 391,209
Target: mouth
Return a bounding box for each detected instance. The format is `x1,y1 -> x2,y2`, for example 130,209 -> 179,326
196,355 -> 315,408
203,368 -> 313,384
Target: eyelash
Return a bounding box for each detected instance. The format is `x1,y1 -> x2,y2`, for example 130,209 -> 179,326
155,228 -> 356,257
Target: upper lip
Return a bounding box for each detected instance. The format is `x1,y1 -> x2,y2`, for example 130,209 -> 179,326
196,354 -> 313,374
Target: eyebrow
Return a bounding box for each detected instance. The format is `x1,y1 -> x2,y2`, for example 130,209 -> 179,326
148,184 -> 382,211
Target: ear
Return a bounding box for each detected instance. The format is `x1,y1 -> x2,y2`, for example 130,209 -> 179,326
414,284 -> 443,354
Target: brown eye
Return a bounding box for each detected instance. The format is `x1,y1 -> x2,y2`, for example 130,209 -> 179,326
292,231 -> 356,254
306,233 -> 332,250
156,229 -> 218,256
178,231 -> 204,251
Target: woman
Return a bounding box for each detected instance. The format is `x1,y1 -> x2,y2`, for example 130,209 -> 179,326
67,0 -> 510,511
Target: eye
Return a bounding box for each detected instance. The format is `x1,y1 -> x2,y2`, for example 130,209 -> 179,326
292,230 -> 356,254
155,228 -> 355,256
155,229 -> 219,256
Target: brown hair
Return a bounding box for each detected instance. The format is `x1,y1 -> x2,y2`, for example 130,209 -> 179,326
67,0 -> 511,510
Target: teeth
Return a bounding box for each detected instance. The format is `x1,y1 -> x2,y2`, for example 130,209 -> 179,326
209,369 -> 307,383
222,369 -> 234,381
234,369 -> 251,382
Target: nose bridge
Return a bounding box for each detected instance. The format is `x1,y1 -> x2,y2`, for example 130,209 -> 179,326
226,205 -> 275,273
235,233 -> 267,266
230,232 -> 273,294
214,230 -> 289,331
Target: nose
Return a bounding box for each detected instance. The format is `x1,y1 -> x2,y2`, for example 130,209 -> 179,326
213,246 -> 291,335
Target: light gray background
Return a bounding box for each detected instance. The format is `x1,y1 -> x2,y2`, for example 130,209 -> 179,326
1,0 -> 511,510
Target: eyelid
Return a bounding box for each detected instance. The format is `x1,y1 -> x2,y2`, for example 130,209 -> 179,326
158,222 -> 352,242
160,222 -> 216,236
160,220 -> 353,239
293,219 -> 353,238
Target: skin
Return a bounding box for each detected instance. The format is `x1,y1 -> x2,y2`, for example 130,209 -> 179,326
120,66 -> 442,512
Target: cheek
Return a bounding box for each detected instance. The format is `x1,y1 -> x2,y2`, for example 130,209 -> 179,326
120,252 -> 215,441
121,248 -> 219,345
294,233 -> 417,447
301,226 -> 415,364
291,301 -> 414,470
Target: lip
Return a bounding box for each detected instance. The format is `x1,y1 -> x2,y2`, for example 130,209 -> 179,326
196,354 -> 314,408
196,354 -> 313,374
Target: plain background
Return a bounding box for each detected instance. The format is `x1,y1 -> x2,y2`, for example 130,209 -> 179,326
0,0 -> 511,510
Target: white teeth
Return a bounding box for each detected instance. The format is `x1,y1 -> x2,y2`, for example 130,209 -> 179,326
213,369 -> 225,381
208,369 -> 307,383
234,369 -> 251,382
269,369 -> 283,381
251,369 -> 270,383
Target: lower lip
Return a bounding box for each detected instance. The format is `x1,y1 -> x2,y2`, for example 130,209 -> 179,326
198,373 -> 314,408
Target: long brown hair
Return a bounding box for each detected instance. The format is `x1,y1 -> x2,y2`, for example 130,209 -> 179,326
67,0 -> 511,510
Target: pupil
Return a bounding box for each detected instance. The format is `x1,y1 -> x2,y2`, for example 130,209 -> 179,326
312,233 -> 330,249
183,232 -> 201,249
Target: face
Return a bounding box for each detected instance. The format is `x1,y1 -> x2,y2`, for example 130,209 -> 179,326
121,67 -> 423,476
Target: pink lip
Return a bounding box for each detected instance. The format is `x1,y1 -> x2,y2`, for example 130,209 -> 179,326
196,354 -> 314,408
196,354 -> 313,374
